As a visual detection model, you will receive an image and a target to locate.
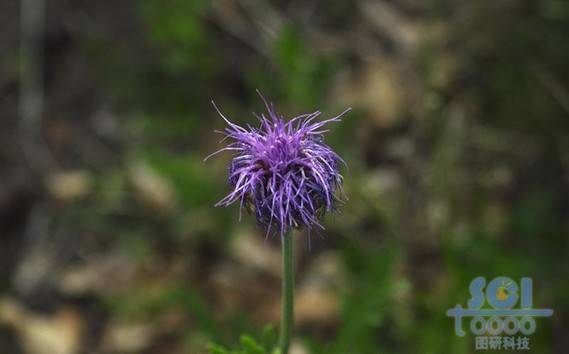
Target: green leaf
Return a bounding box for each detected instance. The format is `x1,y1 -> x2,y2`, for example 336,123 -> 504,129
208,327 -> 277,354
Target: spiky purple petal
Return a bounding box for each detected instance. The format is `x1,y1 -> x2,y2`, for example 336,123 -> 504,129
207,94 -> 350,237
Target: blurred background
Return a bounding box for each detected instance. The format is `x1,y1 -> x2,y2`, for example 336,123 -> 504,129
1,0 -> 569,353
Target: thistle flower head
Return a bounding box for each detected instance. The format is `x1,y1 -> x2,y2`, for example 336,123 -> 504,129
206,93 -> 350,237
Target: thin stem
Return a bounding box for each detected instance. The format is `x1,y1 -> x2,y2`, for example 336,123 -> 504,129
278,230 -> 294,354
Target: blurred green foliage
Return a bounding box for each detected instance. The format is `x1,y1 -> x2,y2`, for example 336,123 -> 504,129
257,26 -> 336,109
35,0 -> 567,353
128,0 -> 568,350
208,327 -> 276,354
139,0 -> 213,74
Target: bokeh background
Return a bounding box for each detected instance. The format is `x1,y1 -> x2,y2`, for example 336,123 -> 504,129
1,0 -> 569,353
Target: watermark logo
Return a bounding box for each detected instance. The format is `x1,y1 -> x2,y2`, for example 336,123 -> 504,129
447,276 -> 553,351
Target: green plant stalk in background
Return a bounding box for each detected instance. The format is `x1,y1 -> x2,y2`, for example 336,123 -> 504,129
277,230 -> 294,354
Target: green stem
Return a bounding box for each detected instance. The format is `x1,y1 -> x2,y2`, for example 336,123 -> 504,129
278,230 -> 294,354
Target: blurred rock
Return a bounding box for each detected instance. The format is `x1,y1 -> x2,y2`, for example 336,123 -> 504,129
47,171 -> 92,202
266,252 -> 343,326
229,229 -> 281,276
290,339 -> 310,354
361,168 -> 403,222
363,168 -> 402,198
129,161 -> 176,213
59,254 -> 136,296
210,260 -> 278,319
0,298 -> 82,354
101,321 -> 155,353
333,61 -> 406,129
294,287 -> 339,325
385,136 -> 414,160
90,106 -> 119,140
295,252 -> 343,325
301,252 -> 346,289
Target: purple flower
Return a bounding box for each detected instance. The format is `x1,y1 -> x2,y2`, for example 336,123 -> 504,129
206,93 -> 350,237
